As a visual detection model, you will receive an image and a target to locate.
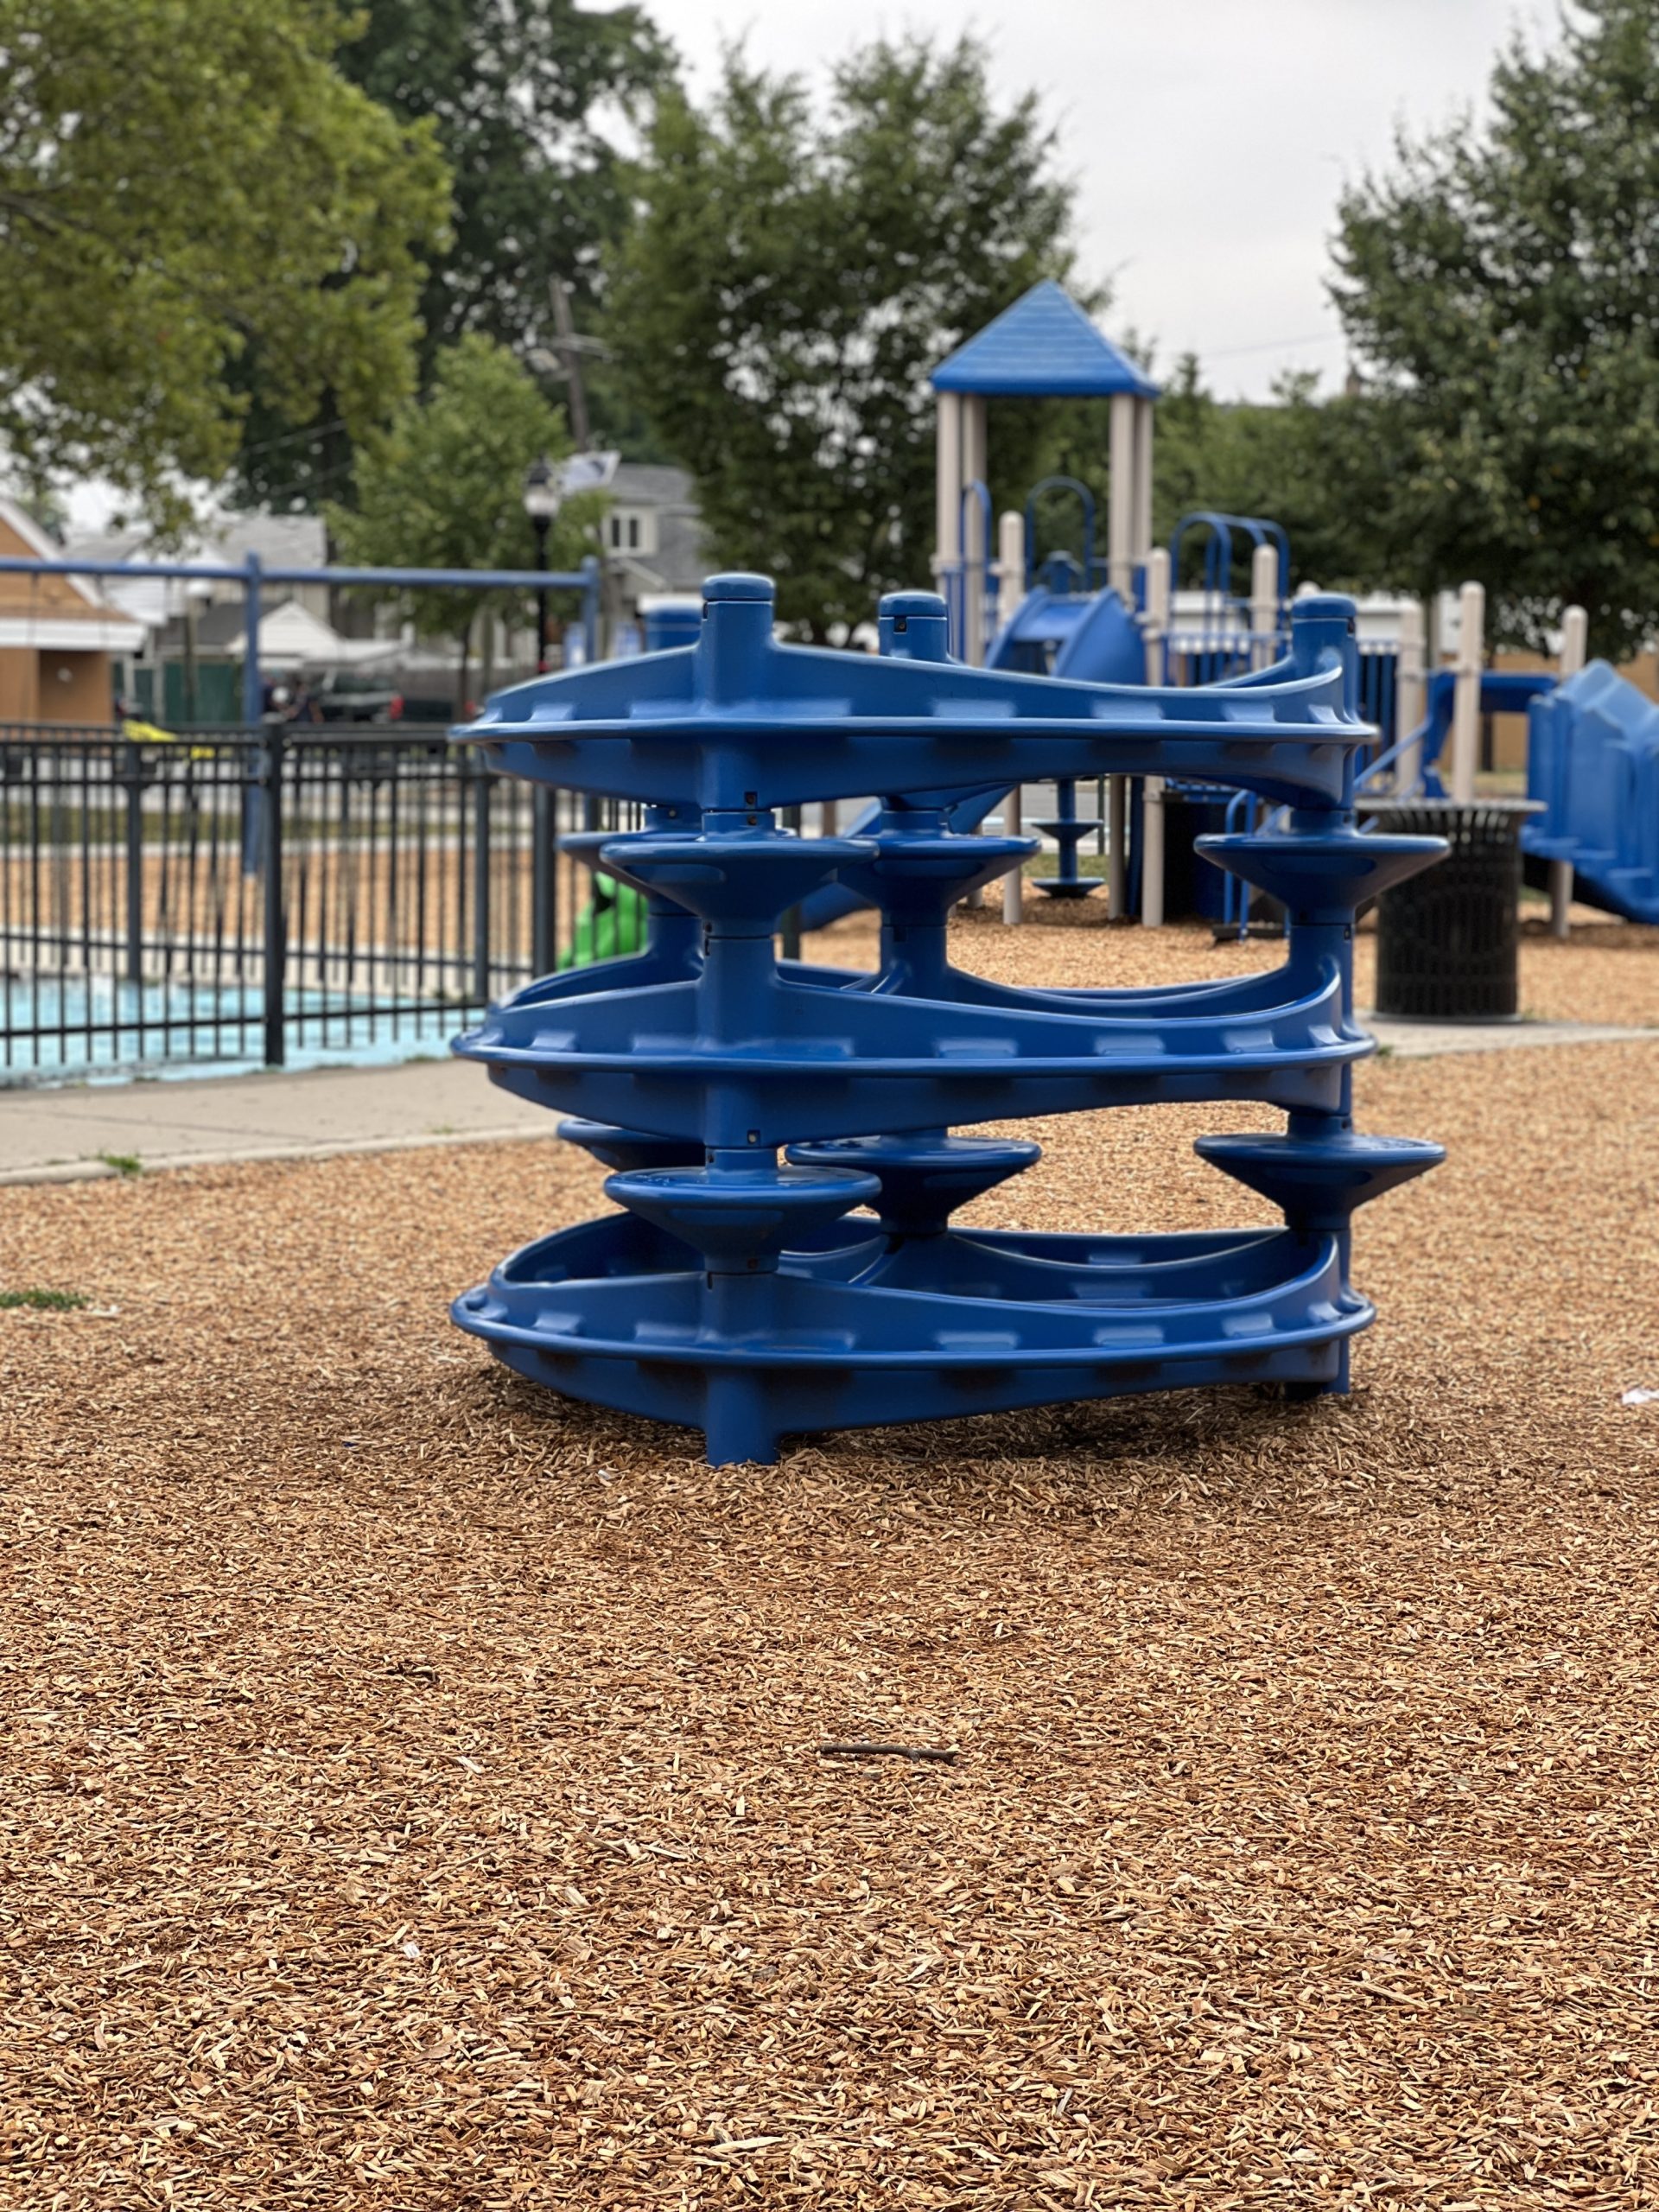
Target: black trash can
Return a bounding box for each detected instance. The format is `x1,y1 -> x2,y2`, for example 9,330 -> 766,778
1359,798 -> 1542,1020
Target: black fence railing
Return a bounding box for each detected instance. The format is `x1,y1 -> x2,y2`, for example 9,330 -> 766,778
1,725 -> 640,1080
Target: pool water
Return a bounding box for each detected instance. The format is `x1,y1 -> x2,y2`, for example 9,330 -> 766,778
2,976 -> 474,1084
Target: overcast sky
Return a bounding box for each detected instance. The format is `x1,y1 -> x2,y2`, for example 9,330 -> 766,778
655,0 -> 1552,398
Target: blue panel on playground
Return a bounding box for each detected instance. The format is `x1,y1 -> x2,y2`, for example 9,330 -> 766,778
931,281 -> 1160,399
1523,662 -> 1659,924
449,576 -> 1444,1465
988,581 -> 1144,684
643,602 -> 702,652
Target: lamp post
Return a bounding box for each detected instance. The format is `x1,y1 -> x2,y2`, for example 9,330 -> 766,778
523,454 -> 564,973
522,455 -> 560,672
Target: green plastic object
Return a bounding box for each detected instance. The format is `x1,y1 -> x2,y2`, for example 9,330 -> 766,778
559,879 -> 648,969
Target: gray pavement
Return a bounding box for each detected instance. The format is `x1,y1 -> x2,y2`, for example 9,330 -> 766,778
1364,1014 -> 1659,1058
2,1014 -> 1656,1186
0,1058 -> 548,1185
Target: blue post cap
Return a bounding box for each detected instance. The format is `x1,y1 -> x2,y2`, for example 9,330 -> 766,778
879,589 -> 951,661
702,573 -> 775,603
879,592 -> 949,622
1290,594 -> 1357,629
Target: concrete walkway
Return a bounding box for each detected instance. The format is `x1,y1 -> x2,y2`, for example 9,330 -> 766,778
2,1014 -> 1657,1186
1365,1014 -> 1659,1058
0,1058 -> 548,1185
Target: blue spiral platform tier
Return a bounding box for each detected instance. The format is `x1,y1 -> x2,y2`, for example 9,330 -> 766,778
449,575 -> 1446,1465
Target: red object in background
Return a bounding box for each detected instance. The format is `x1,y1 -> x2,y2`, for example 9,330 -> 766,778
388,692 -> 405,722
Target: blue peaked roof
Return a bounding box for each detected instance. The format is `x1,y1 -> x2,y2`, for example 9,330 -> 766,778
931,281 -> 1159,400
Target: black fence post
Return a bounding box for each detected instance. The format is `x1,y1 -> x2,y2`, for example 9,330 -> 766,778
122,741 -> 145,988
261,726 -> 287,1068
472,756 -> 493,1004
531,784 -> 557,977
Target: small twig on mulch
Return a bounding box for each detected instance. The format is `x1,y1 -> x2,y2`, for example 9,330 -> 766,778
817,1741 -> 958,1764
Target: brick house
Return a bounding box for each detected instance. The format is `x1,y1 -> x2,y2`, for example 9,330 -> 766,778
0,499 -> 146,725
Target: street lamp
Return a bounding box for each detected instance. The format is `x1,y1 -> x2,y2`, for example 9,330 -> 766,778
522,455 -> 560,671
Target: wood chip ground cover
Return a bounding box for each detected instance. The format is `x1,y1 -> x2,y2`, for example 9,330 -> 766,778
3,919 -> 1658,2209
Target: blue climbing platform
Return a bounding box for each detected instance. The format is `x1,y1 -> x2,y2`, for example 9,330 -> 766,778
1524,661 -> 1659,924
449,575 -> 1446,1465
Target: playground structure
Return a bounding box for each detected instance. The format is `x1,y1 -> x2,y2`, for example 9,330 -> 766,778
451,575 -> 1444,1467
1523,654 -> 1659,927
920,283 -> 1659,943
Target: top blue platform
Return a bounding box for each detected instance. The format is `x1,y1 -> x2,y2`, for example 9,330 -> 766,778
463,575 -> 1371,813
930,281 -> 1160,399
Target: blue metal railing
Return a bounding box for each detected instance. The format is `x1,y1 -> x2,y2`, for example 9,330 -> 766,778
0,552 -> 602,726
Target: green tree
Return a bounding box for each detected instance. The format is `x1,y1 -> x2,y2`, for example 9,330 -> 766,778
1127,359 -> 1410,596
1004,354 -> 1411,603
0,0 -> 448,535
1332,0 -> 1659,655
327,334 -> 597,710
233,0 -> 672,511
606,37 -> 1083,639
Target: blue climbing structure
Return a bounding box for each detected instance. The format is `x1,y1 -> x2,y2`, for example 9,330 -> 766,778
450,575 -> 1446,1466
1524,663 -> 1659,923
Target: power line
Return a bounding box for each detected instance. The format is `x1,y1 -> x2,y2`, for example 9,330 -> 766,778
1203,328 -> 1346,360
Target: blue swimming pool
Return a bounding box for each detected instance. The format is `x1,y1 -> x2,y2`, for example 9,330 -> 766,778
2,976 -> 472,1084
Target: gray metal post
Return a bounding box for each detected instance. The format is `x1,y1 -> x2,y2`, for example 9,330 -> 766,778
1107,777 -> 1128,917
241,550 -> 264,725
531,786 -> 557,976
582,556 -> 601,666
472,759 -> 493,1003
123,741 -> 144,987
261,723 -> 286,1067
1549,856 -> 1573,939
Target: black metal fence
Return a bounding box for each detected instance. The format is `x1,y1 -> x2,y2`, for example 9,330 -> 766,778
1,726 -> 638,1081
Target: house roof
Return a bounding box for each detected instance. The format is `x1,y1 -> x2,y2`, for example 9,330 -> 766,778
158,596 -> 349,665
931,281 -> 1159,400
0,499 -> 149,647
2,497 -> 124,613
611,462 -> 697,508
63,507 -> 327,576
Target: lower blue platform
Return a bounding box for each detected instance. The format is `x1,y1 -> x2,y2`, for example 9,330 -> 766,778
452,1206 -> 1369,1464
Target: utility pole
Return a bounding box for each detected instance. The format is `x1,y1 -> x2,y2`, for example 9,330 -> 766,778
523,458 -> 559,671
551,281 -> 592,451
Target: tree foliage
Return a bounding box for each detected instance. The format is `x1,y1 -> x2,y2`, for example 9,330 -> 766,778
327,334 -> 596,698
234,0 -> 671,510
0,0 -> 448,534
1005,359 -> 1409,602
606,37 -> 1083,638
1333,0 -> 1659,654
346,0 -> 670,367
1140,361 -> 1410,595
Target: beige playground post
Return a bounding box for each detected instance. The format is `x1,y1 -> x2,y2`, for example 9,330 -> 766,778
1395,601 -> 1427,794
1140,549 -> 1171,927
934,391 -> 961,607
960,397 -> 988,666
1249,542 -> 1279,671
1133,398 -> 1154,585
998,510 -> 1027,925
1449,581 -> 1485,803
1108,396 -> 1136,600
1550,604 -> 1589,938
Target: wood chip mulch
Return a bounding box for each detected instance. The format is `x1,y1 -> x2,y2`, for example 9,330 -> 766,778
3,920 -> 1659,2209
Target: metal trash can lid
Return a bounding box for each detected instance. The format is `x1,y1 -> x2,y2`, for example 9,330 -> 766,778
1357,796 -> 1542,844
